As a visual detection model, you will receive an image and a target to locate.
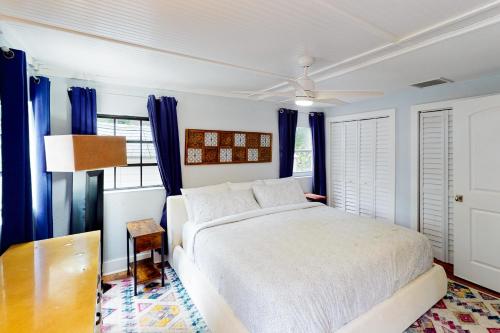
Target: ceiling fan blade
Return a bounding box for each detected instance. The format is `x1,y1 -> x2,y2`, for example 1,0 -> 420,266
232,90 -> 294,97
287,79 -> 313,98
315,90 -> 384,99
315,98 -> 348,105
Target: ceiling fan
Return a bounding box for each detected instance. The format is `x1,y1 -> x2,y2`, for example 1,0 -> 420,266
234,56 -> 383,107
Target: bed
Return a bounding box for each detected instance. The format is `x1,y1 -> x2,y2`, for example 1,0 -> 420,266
166,184 -> 447,333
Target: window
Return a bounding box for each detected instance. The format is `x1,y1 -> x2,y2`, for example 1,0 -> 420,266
293,127 -> 313,175
97,115 -> 162,190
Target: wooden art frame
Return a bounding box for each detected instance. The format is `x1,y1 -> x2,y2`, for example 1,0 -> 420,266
184,129 -> 272,165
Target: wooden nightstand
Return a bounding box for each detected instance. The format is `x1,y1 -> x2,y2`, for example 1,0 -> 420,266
305,193 -> 327,204
126,219 -> 165,296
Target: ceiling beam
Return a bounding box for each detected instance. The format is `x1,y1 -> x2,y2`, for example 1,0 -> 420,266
2,0 -> 500,100
0,13 -> 293,81
257,0 -> 500,97
315,12 -> 500,83
254,43 -> 394,99
34,66 -> 277,102
313,0 -> 399,42
312,0 -> 500,77
398,0 -> 500,43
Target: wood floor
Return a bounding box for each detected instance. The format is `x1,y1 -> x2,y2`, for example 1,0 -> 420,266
103,259 -> 169,283
434,259 -> 500,298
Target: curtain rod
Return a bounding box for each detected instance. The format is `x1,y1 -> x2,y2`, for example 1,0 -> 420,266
27,63 -> 41,82
1,45 -> 14,59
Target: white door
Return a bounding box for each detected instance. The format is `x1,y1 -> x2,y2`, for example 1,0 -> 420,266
330,122 -> 346,210
419,110 -> 454,263
344,121 -> 360,215
454,94 -> 500,292
329,116 -> 395,222
359,119 -> 376,217
374,117 -> 394,221
420,111 -> 449,262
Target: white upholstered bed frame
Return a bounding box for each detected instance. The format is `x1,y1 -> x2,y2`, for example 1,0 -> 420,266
166,195 -> 448,333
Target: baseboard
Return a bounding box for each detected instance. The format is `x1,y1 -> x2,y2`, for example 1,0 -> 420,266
103,252 -> 151,275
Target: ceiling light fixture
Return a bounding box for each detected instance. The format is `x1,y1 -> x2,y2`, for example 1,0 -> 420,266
295,97 -> 314,107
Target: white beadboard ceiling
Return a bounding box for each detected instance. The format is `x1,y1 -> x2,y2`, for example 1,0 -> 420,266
1,0 -> 500,104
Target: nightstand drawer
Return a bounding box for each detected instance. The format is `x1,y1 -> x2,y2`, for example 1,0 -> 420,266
134,233 -> 162,252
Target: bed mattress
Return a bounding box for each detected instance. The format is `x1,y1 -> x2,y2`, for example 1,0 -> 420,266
182,203 -> 433,333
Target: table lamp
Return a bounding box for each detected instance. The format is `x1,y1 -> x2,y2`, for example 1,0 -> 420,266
45,134 -> 127,290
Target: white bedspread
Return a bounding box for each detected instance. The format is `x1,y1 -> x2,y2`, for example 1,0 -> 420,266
183,203 -> 433,333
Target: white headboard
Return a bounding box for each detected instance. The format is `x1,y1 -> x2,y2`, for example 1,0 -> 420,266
166,195 -> 188,264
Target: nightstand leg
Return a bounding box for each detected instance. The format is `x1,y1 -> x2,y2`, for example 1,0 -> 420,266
161,236 -> 165,287
126,230 -> 130,276
133,238 -> 137,296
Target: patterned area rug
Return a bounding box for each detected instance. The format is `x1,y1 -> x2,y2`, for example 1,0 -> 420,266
102,267 -> 208,333
405,281 -> 500,333
103,267 -> 499,333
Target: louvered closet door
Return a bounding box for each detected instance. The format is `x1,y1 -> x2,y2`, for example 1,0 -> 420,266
447,112 -> 454,263
375,117 -> 393,220
344,121 -> 360,215
359,119 -> 376,217
419,110 -> 454,263
330,122 -> 346,209
330,117 -> 394,221
359,117 -> 393,220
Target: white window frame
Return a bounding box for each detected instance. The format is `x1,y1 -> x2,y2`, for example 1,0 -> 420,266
326,109 -> 396,222
97,114 -> 163,191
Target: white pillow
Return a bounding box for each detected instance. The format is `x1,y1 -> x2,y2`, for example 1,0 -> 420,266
181,183 -> 230,221
180,183 -> 229,195
227,180 -> 264,191
184,189 -> 261,224
263,177 -> 294,185
252,180 -> 307,208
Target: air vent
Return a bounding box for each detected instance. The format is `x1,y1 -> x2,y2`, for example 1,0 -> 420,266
411,77 -> 453,88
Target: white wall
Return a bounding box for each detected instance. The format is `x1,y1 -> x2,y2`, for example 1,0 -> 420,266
50,77 -> 72,237
102,187 -> 166,273
48,78 -> 315,273
324,72 -> 500,229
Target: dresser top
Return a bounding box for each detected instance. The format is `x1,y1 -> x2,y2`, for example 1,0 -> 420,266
0,231 -> 100,333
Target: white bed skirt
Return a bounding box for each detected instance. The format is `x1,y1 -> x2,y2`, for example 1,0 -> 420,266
172,245 -> 447,333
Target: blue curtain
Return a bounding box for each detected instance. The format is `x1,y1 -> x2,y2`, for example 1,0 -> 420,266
309,112 -> 327,196
30,76 -> 53,240
68,87 -> 97,134
147,95 -> 182,245
68,86 -> 97,235
278,108 -> 298,178
0,48 -> 33,254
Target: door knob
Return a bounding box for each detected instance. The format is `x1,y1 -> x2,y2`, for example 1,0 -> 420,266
455,194 -> 463,202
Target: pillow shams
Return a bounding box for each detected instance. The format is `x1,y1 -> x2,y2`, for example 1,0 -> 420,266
181,183 -> 230,221
180,183 -> 229,196
252,180 -> 307,208
184,189 -> 261,224
227,180 -> 264,191
262,177 -> 294,185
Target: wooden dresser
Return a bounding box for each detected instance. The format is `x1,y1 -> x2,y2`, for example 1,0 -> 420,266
0,231 -> 102,333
